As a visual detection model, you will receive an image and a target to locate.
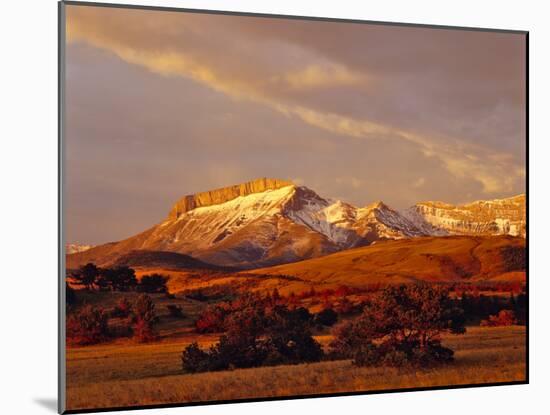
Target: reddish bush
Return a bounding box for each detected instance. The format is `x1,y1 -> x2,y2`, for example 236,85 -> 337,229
67,305 -> 109,346
480,309 -> 518,327
132,294 -> 158,342
195,305 -> 226,333
111,297 -> 132,318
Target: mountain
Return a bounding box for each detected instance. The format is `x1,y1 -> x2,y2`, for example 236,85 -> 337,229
111,250 -> 227,271
66,243 -> 93,254
249,235 -> 526,287
404,194 -> 526,237
66,178 -> 526,270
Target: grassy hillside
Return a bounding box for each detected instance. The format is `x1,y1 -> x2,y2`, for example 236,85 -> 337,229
68,236 -> 525,296
249,235 -> 526,287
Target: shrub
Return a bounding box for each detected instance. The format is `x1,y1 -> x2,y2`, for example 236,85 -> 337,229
314,308 -> 338,327
167,304 -> 184,318
67,305 -> 109,345
132,294 -> 157,342
330,284 -> 465,367
138,274 -> 169,293
66,283 -> 77,307
195,305 -> 226,333
111,297 -> 132,318
181,342 -> 212,373
481,309 -> 518,327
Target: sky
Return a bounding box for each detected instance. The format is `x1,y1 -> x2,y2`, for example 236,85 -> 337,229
64,4 -> 526,245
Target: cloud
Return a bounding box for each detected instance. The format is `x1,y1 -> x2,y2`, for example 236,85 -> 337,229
278,64 -> 366,90
413,177 -> 426,188
65,5 -> 525,195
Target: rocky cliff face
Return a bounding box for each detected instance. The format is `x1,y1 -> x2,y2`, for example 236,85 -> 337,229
404,195 -> 526,237
168,178 -> 293,220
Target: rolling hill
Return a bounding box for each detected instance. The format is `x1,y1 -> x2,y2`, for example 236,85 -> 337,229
248,235 -> 526,287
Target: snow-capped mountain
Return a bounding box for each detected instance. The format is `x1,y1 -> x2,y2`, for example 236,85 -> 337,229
66,178 -> 526,269
66,243 -> 93,254
403,194 -> 526,238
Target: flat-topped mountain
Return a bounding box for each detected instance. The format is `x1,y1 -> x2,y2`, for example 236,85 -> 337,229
67,178 -> 526,269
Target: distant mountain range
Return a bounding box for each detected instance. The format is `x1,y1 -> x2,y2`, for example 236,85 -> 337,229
67,178 -> 526,269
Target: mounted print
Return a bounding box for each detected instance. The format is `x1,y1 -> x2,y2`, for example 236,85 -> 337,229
59,1 -> 528,413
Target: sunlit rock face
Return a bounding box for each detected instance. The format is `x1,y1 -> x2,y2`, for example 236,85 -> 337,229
403,195 -> 526,238
168,178 -> 294,220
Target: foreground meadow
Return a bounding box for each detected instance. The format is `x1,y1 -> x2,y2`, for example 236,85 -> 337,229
66,325 -> 526,410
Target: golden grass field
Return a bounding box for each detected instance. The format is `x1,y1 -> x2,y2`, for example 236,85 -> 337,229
66,325 -> 526,411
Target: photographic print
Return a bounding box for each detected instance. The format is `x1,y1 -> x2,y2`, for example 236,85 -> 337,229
60,1 -> 527,412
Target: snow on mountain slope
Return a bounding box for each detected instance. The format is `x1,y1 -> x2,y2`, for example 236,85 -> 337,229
66,178 -> 526,270
352,201 -> 429,242
403,194 -> 526,237
66,243 -> 93,254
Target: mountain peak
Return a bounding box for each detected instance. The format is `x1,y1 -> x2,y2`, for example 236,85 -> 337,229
168,178 -> 293,219
365,200 -> 390,211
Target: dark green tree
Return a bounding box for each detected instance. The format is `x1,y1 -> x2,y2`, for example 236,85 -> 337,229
97,266 -> 138,291
70,263 -> 100,290
314,308 -> 338,327
138,273 -> 169,293
330,284 -> 466,367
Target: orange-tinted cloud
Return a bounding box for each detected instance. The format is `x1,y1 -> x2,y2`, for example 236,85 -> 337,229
65,4 -> 526,195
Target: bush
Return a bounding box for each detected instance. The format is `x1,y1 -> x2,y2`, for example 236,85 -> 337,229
167,304 -> 184,318
132,294 -> 157,342
111,297 -> 132,318
67,305 -> 109,345
480,309 -> 518,327
181,342 -> 212,373
313,308 -> 338,327
138,274 -> 169,293
66,283 -> 77,307
195,305 -> 226,333
330,284 -> 465,367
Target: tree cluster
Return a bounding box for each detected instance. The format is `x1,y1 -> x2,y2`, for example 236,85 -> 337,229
68,263 -> 168,293
330,284 -> 466,367
66,294 -> 159,345
182,297 -> 323,372
195,292 -> 338,334
459,291 -> 526,325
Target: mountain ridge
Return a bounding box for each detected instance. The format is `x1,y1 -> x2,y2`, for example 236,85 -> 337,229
67,178 -> 526,270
